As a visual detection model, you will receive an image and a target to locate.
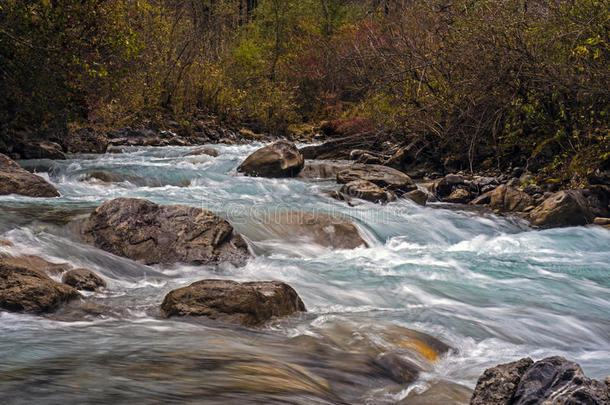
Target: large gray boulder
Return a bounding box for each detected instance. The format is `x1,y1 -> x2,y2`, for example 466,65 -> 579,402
237,141 -> 304,177
470,356 -> 610,405
160,279 -> 306,326
529,190 -> 594,228
337,164 -> 416,195
0,153 -> 60,197
0,256 -> 81,313
80,198 -> 250,265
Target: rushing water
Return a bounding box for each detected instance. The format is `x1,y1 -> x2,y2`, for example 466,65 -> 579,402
0,144 -> 608,404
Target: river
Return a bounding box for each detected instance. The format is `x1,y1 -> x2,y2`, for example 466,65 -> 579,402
1,144 -> 608,404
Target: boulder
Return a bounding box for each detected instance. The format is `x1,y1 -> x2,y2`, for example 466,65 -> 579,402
185,147 -> 219,157
61,127 -> 109,153
17,141 -> 66,160
0,254 -> 71,275
470,356 -> 610,405
593,217 -> 610,226
337,164 -> 416,195
247,211 -> 368,249
0,256 -> 81,313
512,357 -> 609,405
470,190 -> 493,205
470,358 -> 534,405
340,180 -> 396,203
444,188 -> 471,203
490,185 -> 533,212
160,279 -> 306,326
237,141 -> 304,177
0,153 -> 60,197
529,190 -> 593,228
80,198 -> 250,265
297,162 -> 346,179
61,268 -> 106,291
435,174 -> 465,197
349,149 -> 385,164
404,189 -> 428,206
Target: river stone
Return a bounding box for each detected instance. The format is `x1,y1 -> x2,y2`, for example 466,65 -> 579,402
0,153 -> 60,197
529,190 -> 594,228
248,211 -> 368,249
80,198 -> 250,265
490,184 -> 533,212
106,145 -> 124,154
184,147 -> 219,157
18,141 -> 66,160
160,279 -> 306,326
0,256 -> 81,313
340,180 -> 395,203
512,356 -> 610,405
435,174 -> 465,197
297,162 -> 346,179
470,357 -> 534,405
237,140 -> 304,177
403,189 -> 428,206
337,164 -> 416,195
445,188 -> 471,203
62,268 -> 106,291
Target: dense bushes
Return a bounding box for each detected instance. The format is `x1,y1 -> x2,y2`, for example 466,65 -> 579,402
1,0 -> 608,183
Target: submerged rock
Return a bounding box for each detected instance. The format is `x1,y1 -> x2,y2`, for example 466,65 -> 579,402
0,256 -> 81,313
470,356 -> 610,405
529,190 -> 594,228
340,179 -> 395,203
247,211 -> 368,249
0,153 -> 60,197
337,164 -> 416,195
160,279 -> 306,326
237,140 -> 304,177
62,268 -> 106,291
80,198 -> 250,265
490,184 -> 533,212
184,147 -> 219,157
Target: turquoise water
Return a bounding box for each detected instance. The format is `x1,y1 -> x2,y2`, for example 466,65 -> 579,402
0,144 -> 608,404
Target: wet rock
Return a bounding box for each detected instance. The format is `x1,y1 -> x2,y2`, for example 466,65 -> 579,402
350,149 -> 385,164
471,190 -> 493,205
0,154 -> 59,197
340,180 -> 396,203
404,189 -> 428,206
80,198 -> 250,265
297,162 -> 346,179
471,356 -> 610,405
17,141 -> 66,160
160,279 -> 306,326
61,268 -> 106,291
490,184 -> 533,212
470,357 -> 534,405
373,353 -> 420,384
337,164 -> 416,195
0,255 -> 71,275
445,188 -> 471,203
403,380 -> 473,405
512,356 -> 609,405
0,256 -> 81,313
529,190 -> 593,228
593,217 -> 610,226
435,174 -> 465,197
237,140 -> 304,177
184,147 -> 219,157
248,211 -> 368,249
106,145 -> 124,154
